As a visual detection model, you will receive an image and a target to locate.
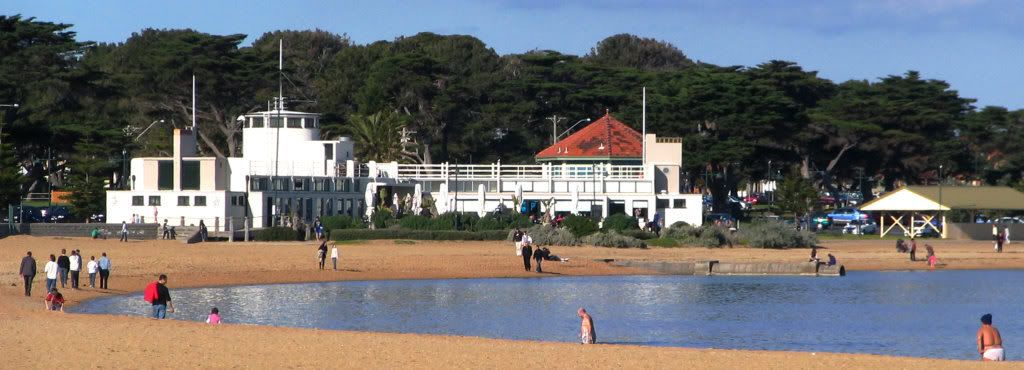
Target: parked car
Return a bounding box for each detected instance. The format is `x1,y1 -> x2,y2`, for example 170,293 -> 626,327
906,219 -> 940,238
837,192 -> 864,205
843,219 -> 878,235
809,211 -> 832,230
743,194 -> 764,205
819,193 -> 837,206
727,196 -> 751,211
705,213 -> 736,226
827,207 -> 869,224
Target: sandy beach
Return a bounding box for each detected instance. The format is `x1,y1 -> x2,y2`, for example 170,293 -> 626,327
1,235 -> 1020,368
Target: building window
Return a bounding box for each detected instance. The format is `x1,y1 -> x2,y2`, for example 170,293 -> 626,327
181,161 -> 200,190
178,196 -> 190,206
314,179 -> 325,191
324,144 -> 333,160
656,199 -> 669,209
132,196 -> 144,206
157,160 -> 173,190
272,178 -> 288,191
251,177 -> 268,191
251,117 -> 264,128
294,178 -> 305,191
148,196 -> 161,206
673,199 -> 686,208
305,118 -> 317,128
287,117 -> 302,128
269,117 -> 283,128
194,196 -> 207,206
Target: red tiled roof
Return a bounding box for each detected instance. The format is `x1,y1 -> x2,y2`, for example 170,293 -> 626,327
535,113 -> 642,159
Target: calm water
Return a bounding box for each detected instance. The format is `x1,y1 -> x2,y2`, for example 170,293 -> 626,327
72,271 -> 1022,360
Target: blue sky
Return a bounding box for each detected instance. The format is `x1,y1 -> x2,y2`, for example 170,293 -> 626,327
8,0 -> 1023,108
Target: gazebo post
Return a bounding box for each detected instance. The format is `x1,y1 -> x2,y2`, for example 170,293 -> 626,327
880,211 -> 885,238
941,213 -> 948,239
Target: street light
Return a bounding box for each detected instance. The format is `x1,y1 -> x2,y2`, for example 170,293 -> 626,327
556,118 -> 592,142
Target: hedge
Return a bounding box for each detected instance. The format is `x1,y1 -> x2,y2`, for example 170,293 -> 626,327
331,229 -> 509,241
254,227 -> 305,241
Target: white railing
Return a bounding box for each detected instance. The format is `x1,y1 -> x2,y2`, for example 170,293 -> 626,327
395,163 -> 645,180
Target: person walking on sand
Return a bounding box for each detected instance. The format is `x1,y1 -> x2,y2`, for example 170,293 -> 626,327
578,307 -> 596,344
909,238 -> 917,262
317,241 -> 328,270
330,243 -> 339,271
87,256 -> 98,288
120,221 -> 129,242
44,255 -> 58,293
993,224 -> 999,251
977,313 -> 1004,361
57,249 -> 70,288
997,229 -> 1006,253
521,235 -> 533,272
69,250 -> 81,289
19,251 -> 36,297
534,245 -> 548,273
98,252 -> 111,289
145,274 -> 174,319
162,219 -> 170,239
513,228 -> 524,256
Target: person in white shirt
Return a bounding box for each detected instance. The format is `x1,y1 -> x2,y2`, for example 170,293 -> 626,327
69,251 -> 82,290
44,254 -> 58,293
330,244 -> 339,271
86,256 -> 99,288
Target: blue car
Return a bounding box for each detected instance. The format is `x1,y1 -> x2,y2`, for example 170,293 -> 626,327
826,207 -> 869,224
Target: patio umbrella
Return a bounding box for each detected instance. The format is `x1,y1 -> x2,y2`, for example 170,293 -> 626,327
477,184 -> 486,217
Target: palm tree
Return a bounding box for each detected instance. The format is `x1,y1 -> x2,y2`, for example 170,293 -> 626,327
346,110 -> 408,162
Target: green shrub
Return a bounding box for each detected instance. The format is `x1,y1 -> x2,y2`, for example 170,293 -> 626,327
475,212 -> 531,231
509,225 -> 579,246
562,215 -> 598,237
398,215 -> 434,230
602,213 -> 639,232
371,208 -> 393,229
321,215 -> 363,236
663,223 -> 734,248
646,238 -> 681,247
618,229 -> 658,240
254,227 -> 304,241
582,231 -> 646,248
740,221 -> 818,248
331,229 -> 507,241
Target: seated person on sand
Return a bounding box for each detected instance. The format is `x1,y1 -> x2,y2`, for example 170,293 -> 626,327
826,253 -> 837,267
540,247 -> 569,262
895,239 -> 908,253
45,288 -> 65,312
808,246 -> 820,263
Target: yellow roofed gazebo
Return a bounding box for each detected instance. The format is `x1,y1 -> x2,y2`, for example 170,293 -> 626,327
859,186 -> 1024,238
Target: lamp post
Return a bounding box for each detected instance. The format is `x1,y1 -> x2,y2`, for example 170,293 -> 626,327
938,165 -> 944,238
556,118 -> 592,143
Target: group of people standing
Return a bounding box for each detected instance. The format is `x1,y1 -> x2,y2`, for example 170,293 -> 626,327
317,241 -> 341,270
513,228 -> 561,273
19,249 -> 112,312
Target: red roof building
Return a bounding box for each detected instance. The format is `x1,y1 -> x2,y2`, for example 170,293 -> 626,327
535,112 -> 643,163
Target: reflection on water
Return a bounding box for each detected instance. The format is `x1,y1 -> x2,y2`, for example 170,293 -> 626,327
71,271 -> 1023,360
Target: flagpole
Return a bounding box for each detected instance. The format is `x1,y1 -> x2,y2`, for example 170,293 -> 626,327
642,86 -> 647,165
192,75 -> 196,130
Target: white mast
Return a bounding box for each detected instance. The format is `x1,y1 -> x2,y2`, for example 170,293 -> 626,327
192,74 -> 197,130
278,39 -> 283,110
642,86 -> 646,165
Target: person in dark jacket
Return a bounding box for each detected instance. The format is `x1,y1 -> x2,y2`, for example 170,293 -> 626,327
20,251 -> 37,296
533,246 -> 548,273
521,243 -> 533,272
57,249 -> 70,288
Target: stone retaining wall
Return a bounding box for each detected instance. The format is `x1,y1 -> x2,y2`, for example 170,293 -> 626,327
15,223 -> 159,239
611,260 -> 845,277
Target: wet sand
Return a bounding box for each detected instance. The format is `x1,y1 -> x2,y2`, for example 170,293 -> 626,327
1,235 -> 1018,368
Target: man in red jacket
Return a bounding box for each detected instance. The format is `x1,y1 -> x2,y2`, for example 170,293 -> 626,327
146,274 -> 174,319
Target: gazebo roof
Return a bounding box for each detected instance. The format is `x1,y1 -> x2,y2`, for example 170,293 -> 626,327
535,112 -> 642,161
859,186 -> 1024,211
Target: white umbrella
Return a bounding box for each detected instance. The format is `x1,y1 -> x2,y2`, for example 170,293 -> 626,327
413,183 -> 423,213
364,182 -> 376,219
571,185 -> 580,215
515,184 -> 523,213
477,184 -> 486,217
438,183 -> 448,214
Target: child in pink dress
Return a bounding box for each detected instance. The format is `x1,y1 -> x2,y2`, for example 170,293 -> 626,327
206,307 -> 221,325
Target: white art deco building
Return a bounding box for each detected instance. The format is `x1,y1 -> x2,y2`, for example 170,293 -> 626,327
105,105 -> 703,232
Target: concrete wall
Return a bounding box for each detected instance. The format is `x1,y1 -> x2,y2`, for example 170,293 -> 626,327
18,223 -> 159,239
946,223 -> 1024,240
611,260 -> 845,277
